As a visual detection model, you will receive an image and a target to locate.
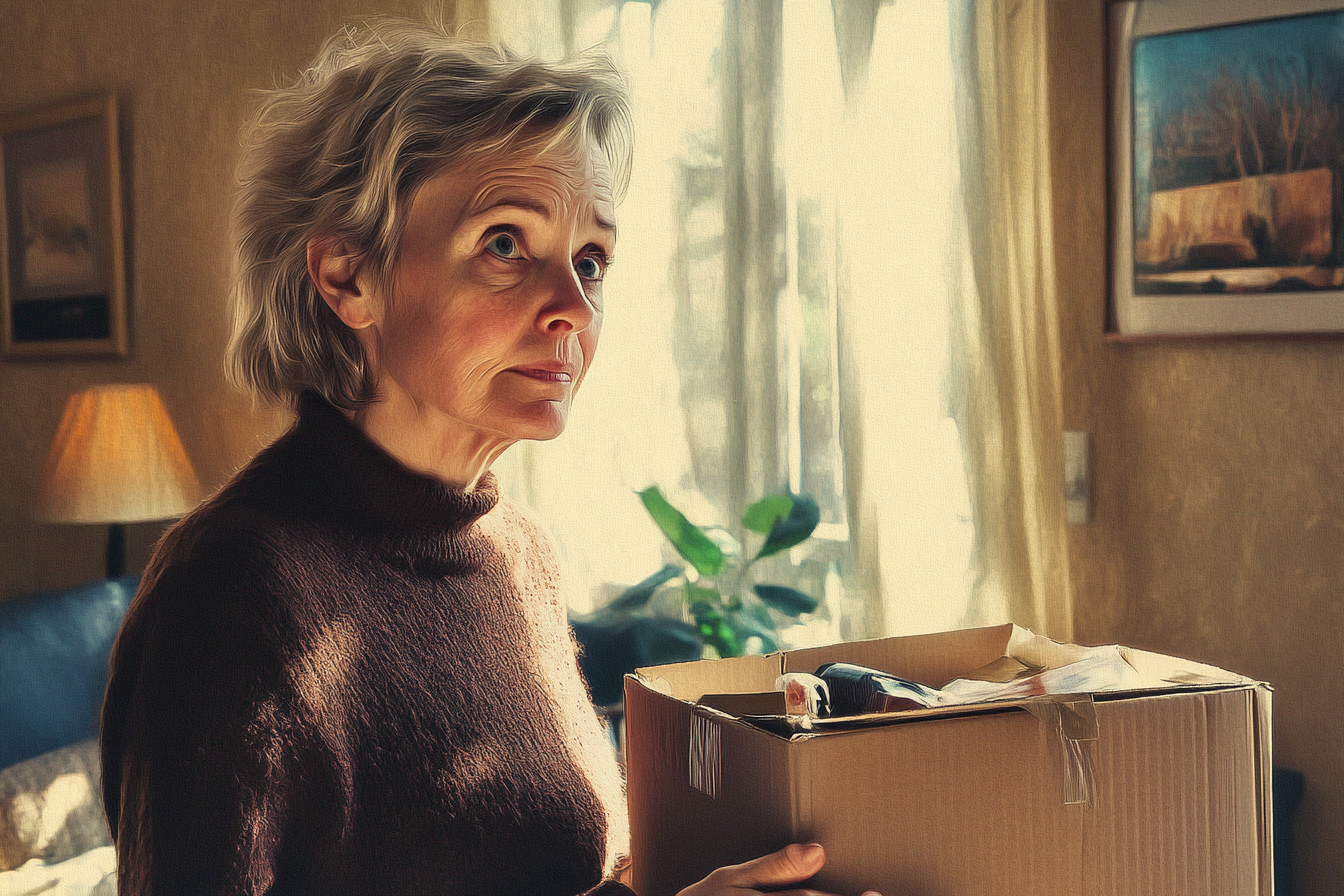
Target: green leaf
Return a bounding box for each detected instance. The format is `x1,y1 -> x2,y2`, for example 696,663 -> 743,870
607,563 -> 684,612
639,487 -> 725,576
689,598 -> 742,657
754,493 -> 821,560
742,494 -> 793,534
752,584 -> 819,616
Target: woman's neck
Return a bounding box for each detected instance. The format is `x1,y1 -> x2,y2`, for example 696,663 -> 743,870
348,394 -> 514,492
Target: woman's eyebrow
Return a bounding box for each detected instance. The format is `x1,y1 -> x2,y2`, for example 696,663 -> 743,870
467,196 -> 553,222
468,195 -> 617,238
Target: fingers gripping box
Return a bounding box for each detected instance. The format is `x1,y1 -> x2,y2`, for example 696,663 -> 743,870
623,624 -> 1273,896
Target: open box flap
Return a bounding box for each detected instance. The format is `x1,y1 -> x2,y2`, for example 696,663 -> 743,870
1004,625 -> 1256,687
635,651 -> 784,702
782,623 -> 1019,687
634,624 -> 1258,714
635,624 -> 1020,701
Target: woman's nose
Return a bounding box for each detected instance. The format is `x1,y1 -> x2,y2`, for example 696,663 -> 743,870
538,264 -> 596,333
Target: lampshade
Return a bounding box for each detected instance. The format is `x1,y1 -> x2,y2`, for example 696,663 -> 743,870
39,384 -> 202,525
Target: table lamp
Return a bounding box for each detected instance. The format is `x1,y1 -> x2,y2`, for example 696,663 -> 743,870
38,384 -> 202,579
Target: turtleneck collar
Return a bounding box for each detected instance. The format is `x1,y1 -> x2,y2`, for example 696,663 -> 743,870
286,392 -> 500,539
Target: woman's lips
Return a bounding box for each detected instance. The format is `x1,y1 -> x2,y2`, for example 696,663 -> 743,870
512,366 -> 573,383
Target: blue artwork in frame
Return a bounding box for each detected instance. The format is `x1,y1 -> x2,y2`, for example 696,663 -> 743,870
1110,2 -> 1344,337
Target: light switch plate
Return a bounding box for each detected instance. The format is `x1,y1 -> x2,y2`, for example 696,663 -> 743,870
1064,431 -> 1091,525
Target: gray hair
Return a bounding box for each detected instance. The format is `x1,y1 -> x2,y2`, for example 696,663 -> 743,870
226,18 -> 633,410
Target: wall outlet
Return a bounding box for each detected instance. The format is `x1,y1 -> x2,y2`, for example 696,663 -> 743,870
1064,431 -> 1091,525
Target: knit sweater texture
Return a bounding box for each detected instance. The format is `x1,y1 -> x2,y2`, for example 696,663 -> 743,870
101,393 -> 633,895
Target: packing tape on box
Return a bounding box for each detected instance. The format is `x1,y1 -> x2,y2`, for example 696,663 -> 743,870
1022,695 -> 1098,806
688,712 -> 722,799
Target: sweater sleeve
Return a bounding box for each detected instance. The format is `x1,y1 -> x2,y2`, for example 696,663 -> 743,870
102,537 -> 338,896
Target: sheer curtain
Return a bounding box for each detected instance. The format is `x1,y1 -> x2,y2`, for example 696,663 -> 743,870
482,0 -> 1071,644
948,0 -> 1072,641
831,0 -> 975,639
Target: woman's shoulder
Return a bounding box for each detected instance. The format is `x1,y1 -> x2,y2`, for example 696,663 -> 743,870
158,415 -> 341,562
127,504 -> 305,655
150,467 -> 304,583
129,433 -> 344,637
108,462 -> 347,731
99,441 -> 339,833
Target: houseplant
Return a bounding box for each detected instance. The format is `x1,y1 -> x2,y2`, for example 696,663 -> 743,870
570,486 -> 822,707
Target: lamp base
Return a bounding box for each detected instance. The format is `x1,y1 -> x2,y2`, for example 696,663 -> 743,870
106,522 -> 126,579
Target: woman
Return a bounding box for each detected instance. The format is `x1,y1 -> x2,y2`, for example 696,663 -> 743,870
100,19 -> 877,896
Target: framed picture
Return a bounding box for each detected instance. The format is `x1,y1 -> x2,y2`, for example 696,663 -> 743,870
1108,1 -> 1344,338
1,94 -> 127,359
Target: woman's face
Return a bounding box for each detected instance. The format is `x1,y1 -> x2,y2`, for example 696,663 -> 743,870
362,138 -> 614,446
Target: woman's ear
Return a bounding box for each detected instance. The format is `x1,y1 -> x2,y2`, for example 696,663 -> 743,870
307,236 -> 376,330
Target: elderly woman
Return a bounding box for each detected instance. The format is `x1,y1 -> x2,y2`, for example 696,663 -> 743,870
100,19 -> 876,896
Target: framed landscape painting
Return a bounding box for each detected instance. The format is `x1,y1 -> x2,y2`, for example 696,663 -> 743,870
1,94 -> 127,359
1109,1 -> 1344,338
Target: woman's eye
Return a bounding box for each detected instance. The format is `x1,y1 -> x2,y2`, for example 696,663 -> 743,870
575,254 -> 606,281
485,232 -> 521,259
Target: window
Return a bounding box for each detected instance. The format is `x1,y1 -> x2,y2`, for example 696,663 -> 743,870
492,0 -> 975,643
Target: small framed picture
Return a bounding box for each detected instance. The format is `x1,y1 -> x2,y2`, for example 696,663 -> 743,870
1108,1 -> 1344,338
1,94 -> 127,359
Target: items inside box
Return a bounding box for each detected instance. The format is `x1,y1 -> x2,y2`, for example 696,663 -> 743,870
679,630 -> 1256,737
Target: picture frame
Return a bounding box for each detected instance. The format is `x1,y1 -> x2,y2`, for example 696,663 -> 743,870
1107,0 -> 1344,339
1,94 -> 127,359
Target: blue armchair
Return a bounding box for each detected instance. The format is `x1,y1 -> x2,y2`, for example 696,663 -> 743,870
0,576 -> 138,770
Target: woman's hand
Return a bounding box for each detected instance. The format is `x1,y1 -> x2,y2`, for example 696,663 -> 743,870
675,843 -> 882,896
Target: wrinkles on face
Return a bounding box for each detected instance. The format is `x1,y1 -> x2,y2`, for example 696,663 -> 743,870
352,137 -> 615,489
467,149 -> 613,220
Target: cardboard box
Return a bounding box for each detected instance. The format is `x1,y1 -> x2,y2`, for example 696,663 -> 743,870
624,624 -> 1273,896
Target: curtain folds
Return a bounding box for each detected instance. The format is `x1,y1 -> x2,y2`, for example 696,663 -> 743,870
949,0 -> 1072,641
721,0 -> 786,521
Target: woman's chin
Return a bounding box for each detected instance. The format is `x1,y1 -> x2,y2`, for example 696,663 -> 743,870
504,401 -> 570,442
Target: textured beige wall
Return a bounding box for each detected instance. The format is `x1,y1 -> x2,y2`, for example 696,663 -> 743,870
1051,4 -> 1343,895
0,0 -> 482,598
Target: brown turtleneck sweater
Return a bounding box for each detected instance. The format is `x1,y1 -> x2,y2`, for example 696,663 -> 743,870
101,393 -> 633,895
